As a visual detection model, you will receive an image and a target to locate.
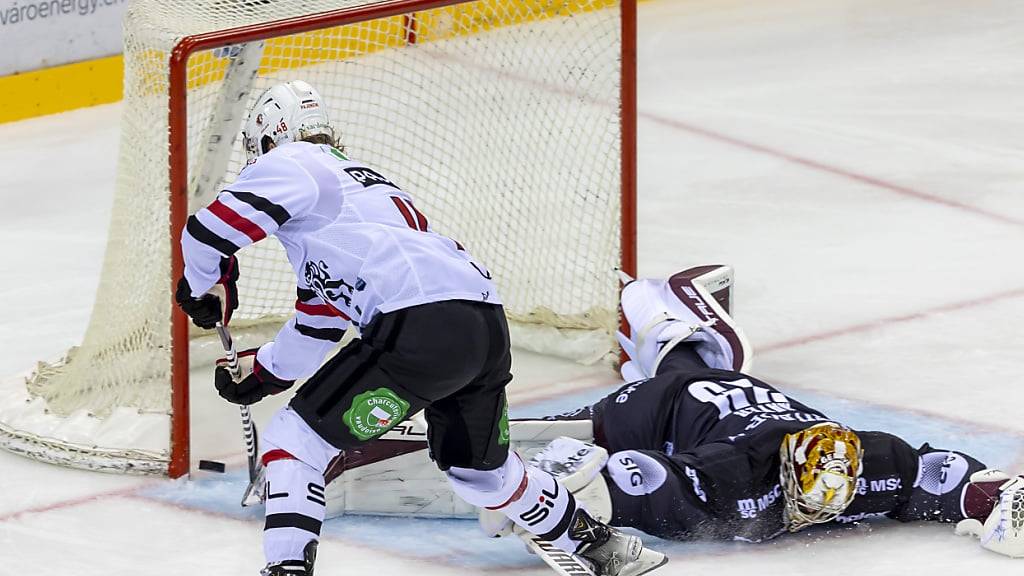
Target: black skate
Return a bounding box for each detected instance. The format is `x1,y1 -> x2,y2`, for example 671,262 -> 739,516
261,541 -> 318,576
570,510 -> 667,576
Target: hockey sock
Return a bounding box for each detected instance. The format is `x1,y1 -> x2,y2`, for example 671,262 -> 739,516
262,452 -> 327,566
447,455 -> 584,553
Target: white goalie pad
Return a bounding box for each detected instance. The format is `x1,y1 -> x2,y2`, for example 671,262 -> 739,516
617,265 -> 752,380
323,414 -> 593,519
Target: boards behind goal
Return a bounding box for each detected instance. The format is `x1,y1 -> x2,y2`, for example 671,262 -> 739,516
0,0 -> 636,477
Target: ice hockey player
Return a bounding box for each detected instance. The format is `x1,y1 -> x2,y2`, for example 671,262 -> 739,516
174,80 -> 666,576
516,266 -> 1024,558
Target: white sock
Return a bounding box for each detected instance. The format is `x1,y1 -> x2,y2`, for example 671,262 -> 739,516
263,457 -> 326,565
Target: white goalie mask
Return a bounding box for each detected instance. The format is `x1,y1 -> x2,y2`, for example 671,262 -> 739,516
242,80 -> 336,162
779,422 -> 863,532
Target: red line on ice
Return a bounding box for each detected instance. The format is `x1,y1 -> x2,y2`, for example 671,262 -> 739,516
0,481 -> 157,523
638,112 -> 1024,231
757,285 -> 1024,353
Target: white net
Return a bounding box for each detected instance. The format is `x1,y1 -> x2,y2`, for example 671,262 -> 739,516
0,0 -> 626,473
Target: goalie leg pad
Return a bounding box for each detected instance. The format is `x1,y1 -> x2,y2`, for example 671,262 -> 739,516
617,265 -> 751,379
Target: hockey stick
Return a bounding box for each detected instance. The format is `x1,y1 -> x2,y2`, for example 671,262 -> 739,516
215,322 -> 260,485
519,532 -> 595,576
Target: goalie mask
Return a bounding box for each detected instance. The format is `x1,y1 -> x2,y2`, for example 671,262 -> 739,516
779,422 -> 863,532
242,80 -> 336,162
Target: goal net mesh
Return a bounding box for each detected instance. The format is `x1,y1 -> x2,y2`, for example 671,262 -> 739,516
1,0 -> 624,473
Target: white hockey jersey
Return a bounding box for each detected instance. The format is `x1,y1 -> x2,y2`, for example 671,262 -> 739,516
181,141 -> 499,380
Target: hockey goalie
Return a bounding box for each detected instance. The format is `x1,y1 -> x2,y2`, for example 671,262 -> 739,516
313,265 -> 1024,563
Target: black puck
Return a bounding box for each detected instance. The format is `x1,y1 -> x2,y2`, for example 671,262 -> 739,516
198,459 -> 226,473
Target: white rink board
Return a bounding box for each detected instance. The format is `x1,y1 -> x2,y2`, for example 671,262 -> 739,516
2,0 -> 1024,574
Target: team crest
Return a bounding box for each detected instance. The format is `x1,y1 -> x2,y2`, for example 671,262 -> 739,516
304,259 -> 355,306
342,388 -> 410,441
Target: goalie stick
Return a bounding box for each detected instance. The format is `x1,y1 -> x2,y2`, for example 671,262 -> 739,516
214,323 -> 261,493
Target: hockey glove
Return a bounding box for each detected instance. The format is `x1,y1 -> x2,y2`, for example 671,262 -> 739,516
955,469 -> 1024,558
175,256 -> 240,329
215,348 -> 294,405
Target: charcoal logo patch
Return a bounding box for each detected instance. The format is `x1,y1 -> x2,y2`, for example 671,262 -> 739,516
343,388 -> 410,441
497,401 -> 510,446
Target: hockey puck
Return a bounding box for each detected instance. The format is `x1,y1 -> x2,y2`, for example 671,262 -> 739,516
198,459 -> 226,473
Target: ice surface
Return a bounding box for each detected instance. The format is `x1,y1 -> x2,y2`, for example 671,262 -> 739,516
2,0 -> 1024,574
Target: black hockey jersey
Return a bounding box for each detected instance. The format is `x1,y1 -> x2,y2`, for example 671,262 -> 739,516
586,359 -> 985,542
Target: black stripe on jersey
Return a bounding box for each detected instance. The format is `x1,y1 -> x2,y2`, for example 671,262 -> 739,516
297,288 -> 318,302
186,215 -> 241,256
225,190 -> 292,227
295,322 -> 345,343
264,513 -> 322,535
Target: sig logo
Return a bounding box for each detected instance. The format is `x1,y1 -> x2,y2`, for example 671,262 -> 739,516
344,166 -> 399,189
618,456 -> 645,487
607,451 -> 668,496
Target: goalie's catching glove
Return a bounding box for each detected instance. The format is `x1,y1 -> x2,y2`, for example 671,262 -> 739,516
955,469 -> 1024,558
175,256 -> 239,329
215,348 -> 294,405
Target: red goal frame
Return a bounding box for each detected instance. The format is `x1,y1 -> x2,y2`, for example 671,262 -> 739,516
166,0 -> 637,478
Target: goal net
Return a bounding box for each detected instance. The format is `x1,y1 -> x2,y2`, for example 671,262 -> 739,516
0,0 -> 635,476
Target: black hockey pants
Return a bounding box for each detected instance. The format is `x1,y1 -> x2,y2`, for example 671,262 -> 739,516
289,300 -> 512,471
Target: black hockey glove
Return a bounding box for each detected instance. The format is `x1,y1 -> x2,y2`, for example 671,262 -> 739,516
215,348 -> 295,405
175,256 -> 239,329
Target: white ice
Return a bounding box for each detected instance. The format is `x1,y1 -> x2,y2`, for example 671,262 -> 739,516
2,0 -> 1024,574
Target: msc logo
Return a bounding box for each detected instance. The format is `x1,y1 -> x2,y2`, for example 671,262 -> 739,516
344,166 -> 399,189
856,476 -> 902,495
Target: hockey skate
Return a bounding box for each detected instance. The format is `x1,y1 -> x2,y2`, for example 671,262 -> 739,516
617,264 -> 751,380
570,508 -> 667,576
261,541 -> 317,576
530,437 -> 667,576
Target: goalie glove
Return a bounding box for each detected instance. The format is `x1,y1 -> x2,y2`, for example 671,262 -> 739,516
955,469 -> 1024,558
215,348 -> 294,405
175,256 -> 239,329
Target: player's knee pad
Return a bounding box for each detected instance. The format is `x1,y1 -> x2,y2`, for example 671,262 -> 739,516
617,265 -> 751,379
262,406 -> 342,474
606,450 -> 669,497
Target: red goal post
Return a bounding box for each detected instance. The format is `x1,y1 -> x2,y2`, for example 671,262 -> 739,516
168,0 -> 637,478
